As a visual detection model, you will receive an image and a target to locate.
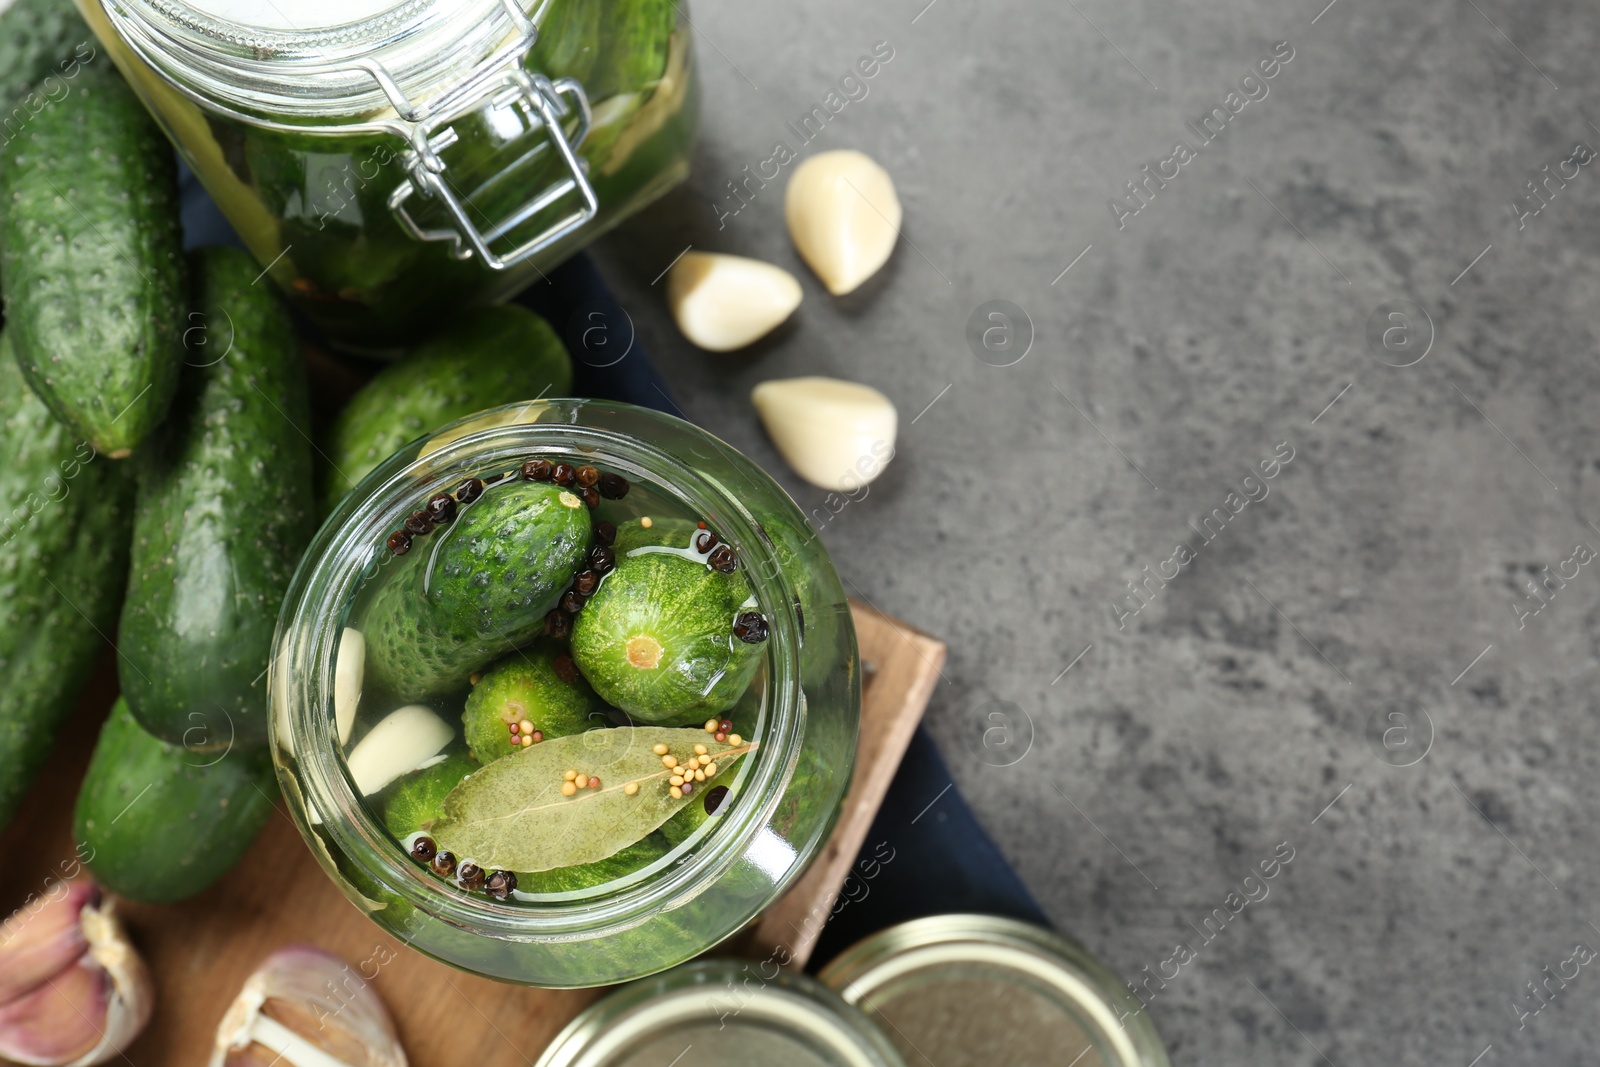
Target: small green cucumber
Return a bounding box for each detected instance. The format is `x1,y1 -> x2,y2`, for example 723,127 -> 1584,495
462,644 -> 600,762
361,480 -> 592,700
515,834 -> 671,894
118,246 -> 314,750
381,751 -> 477,838
74,698 -> 278,903
0,0 -> 95,116
0,338 -> 133,830
0,63 -> 184,457
322,306 -> 573,510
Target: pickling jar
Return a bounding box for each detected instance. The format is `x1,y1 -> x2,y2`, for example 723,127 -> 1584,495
77,0 -> 698,352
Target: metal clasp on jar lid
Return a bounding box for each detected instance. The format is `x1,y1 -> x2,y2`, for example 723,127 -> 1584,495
359,4 -> 598,270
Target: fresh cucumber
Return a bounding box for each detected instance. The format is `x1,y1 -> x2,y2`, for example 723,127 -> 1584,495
74,698 -> 277,903
529,0 -> 602,86
117,246 -> 314,750
0,337 -> 133,829
462,644 -> 599,762
0,62 -> 184,457
362,480 -> 593,700
0,0 -> 94,113
322,305 -> 573,510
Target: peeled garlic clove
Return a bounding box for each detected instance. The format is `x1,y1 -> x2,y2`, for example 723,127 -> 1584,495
666,252 -> 802,352
0,889 -> 154,1067
0,882 -> 95,1005
334,627 -> 365,746
345,705 -> 452,796
751,377 -> 898,492
785,150 -> 901,296
210,946 -> 407,1067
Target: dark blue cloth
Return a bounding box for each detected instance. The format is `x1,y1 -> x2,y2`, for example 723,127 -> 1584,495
178,164 -> 1047,965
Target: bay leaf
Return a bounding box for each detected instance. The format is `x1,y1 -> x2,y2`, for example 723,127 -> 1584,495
429,727 -> 753,872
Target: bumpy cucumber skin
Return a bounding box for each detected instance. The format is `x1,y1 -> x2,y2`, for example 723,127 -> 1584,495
322,306 -> 573,510
463,644 -> 599,762
0,63 -> 184,457
118,246 -> 313,750
75,698 -> 277,903
0,0 -> 93,112
381,751 -> 476,838
0,340 -> 132,829
570,546 -> 763,722
363,481 -> 592,700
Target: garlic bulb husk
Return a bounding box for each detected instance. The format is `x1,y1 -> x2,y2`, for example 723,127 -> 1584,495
784,150 -> 901,296
751,376 -> 898,491
334,627 -> 365,747
0,882 -> 154,1067
210,946 -> 407,1067
344,704 -> 452,796
666,251 -> 802,351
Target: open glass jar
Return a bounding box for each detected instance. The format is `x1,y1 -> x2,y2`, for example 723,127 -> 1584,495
77,0 -> 698,352
269,401 -> 859,987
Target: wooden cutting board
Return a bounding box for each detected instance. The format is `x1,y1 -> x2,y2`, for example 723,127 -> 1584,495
0,600 -> 944,1067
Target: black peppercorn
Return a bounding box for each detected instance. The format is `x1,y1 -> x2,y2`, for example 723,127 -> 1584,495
580,487 -> 601,509
572,570 -> 599,596
545,609 -> 572,639
589,546 -> 616,574
426,492 -> 457,524
458,863 -> 486,891
708,545 -> 737,573
704,785 -> 730,816
593,520 -> 617,547
522,459 -> 552,481
485,870 -> 518,900
733,612 -> 770,644
405,510 -> 434,536
454,477 -> 485,504
576,465 -> 600,488
552,462 -> 577,486
410,836 -> 437,862
431,850 -> 457,877
597,472 -> 630,499
387,530 -> 412,555
560,589 -> 587,614
695,529 -> 719,553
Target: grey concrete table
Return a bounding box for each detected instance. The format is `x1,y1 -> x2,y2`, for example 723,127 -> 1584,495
593,1 -> 1600,1063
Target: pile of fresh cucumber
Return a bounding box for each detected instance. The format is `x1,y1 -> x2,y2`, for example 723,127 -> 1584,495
0,0 -> 574,903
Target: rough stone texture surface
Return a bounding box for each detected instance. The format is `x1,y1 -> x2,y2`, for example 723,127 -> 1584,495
593,1 -> 1600,1063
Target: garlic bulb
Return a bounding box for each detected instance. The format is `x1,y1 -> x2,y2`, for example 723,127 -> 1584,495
666,252 -> 802,351
345,704 -> 452,796
210,946 -> 407,1067
784,150 -> 901,296
0,881 -> 155,1067
750,377 -> 898,492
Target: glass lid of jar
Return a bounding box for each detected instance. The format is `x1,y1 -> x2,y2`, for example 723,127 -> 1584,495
534,961 -> 906,1067
180,0 -> 410,31
817,915 -> 1171,1067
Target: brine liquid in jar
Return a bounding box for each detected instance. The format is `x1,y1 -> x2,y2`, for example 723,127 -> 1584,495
334,454 -> 771,902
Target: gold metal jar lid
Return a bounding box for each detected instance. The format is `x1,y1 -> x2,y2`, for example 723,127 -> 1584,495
817,915 -> 1170,1067
534,960 -> 906,1067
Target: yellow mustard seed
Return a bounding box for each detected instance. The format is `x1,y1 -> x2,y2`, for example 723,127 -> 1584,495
662,755 -> 678,769
561,782 -> 577,796
624,782 -> 639,795
564,769 -> 577,782
694,770 -> 705,783
670,775 -> 685,787
728,734 -> 743,747
520,736 -> 533,748
670,786 -> 682,799
641,516 -> 653,528
574,773 -> 589,789
694,743 -> 708,756
705,762 -> 718,776
704,719 -> 719,733
653,742 -> 670,755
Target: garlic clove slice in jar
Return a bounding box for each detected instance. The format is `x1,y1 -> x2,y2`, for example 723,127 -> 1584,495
666,252 -> 802,352
345,704 -> 453,796
334,627 -> 365,747
210,946 -> 407,1067
750,376 -> 898,492
0,887 -> 154,1067
784,150 -> 901,296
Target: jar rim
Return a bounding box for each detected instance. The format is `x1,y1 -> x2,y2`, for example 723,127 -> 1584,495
270,400 -> 808,943
95,0 -> 543,121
